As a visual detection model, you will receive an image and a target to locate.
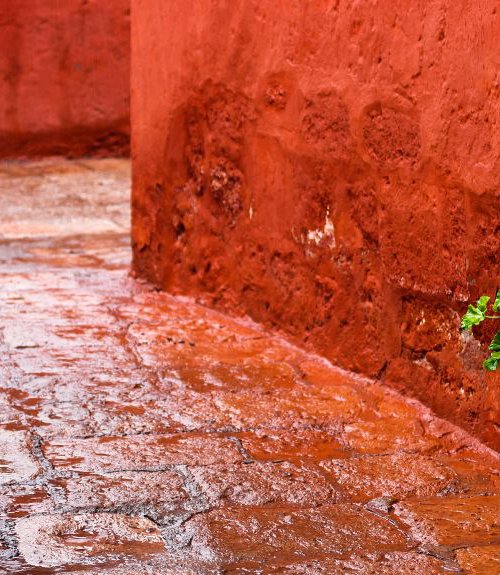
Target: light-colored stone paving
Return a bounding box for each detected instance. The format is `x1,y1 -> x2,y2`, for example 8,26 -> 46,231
0,159 -> 498,574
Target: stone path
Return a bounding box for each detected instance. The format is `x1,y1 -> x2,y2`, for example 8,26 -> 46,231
0,159 -> 499,574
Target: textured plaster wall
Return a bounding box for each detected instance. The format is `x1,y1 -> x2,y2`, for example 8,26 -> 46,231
0,0 -> 130,158
131,0 -> 500,449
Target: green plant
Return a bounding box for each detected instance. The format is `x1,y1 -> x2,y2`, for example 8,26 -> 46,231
461,291 -> 500,370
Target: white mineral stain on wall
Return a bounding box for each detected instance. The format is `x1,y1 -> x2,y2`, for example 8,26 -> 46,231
306,207 -> 336,248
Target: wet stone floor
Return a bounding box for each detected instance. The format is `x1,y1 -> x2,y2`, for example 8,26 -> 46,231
0,159 -> 499,575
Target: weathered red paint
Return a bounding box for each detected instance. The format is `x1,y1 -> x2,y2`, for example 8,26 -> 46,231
0,0 -> 130,158
131,0 -> 500,449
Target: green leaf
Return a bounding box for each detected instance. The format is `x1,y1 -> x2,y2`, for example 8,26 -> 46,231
461,295 -> 490,330
489,331 -> 500,352
493,290 -> 500,312
476,295 -> 490,313
483,337 -> 500,371
484,356 -> 499,371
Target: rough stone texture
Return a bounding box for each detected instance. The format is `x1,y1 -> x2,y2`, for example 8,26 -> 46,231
0,160 -> 499,572
44,434 -> 244,472
131,0 -> 500,450
259,553 -> 447,575
0,430 -> 39,485
15,513 -> 165,568
0,0 -> 130,158
167,504 -> 411,566
395,496 -> 500,547
455,546 -> 500,575
50,472 -> 192,522
319,454 -> 462,501
189,462 -> 338,507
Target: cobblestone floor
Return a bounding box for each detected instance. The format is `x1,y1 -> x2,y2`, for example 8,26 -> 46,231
0,159 -> 499,574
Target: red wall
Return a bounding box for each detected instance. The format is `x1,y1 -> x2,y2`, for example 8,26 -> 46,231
131,0 -> 500,449
0,0 -> 130,158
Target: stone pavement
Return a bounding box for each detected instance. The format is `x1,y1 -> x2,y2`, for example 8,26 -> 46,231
0,159 -> 499,574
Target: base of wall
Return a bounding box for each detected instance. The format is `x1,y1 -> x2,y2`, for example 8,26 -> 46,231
0,121 -> 130,160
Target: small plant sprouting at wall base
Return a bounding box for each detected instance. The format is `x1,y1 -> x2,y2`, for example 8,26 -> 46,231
461,291 -> 500,371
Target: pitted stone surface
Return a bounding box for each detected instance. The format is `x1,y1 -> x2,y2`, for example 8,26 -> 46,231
15,513 -> 165,568
259,552 -> 447,574
455,545 -> 500,575
189,461 -> 338,507
0,160 -> 498,573
319,454 -> 462,501
395,496 -> 500,547
44,433 -> 243,472
164,505 -> 412,566
50,471 -> 192,521
0,430 -> 40,485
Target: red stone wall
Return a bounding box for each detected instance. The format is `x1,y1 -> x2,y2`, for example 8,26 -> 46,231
0,0 -> 130,158
131,0 -> 500,449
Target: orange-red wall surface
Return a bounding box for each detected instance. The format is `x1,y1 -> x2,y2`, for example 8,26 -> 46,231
131,1 -> 500,449
0,0 -> 130,158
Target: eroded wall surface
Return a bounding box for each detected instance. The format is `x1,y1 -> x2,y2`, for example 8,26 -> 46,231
0,0 -> 130,158
132,0 -> 500,449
